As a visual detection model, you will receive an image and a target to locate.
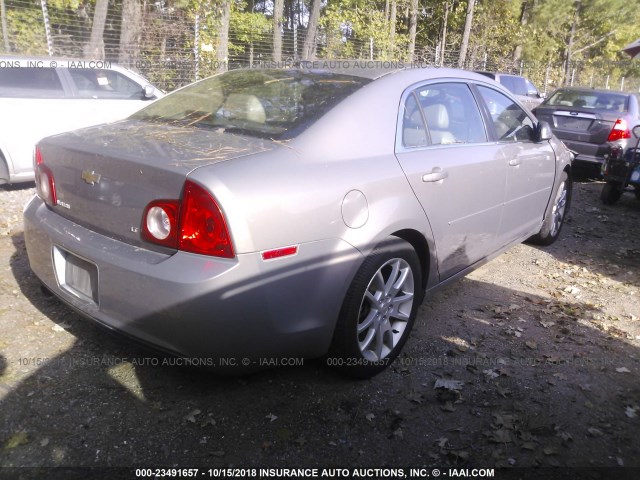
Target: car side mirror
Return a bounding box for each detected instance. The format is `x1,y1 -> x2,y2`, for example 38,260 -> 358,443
633,125 -> 640,138
143,85 -> 156,99
535,121 -> 553,142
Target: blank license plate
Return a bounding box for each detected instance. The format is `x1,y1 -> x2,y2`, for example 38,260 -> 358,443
554,116 -> 592,130
53,247 -> 99,304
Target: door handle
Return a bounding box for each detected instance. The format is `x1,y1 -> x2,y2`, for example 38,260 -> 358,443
509,158 -> 522,166
422,167 -> 449,182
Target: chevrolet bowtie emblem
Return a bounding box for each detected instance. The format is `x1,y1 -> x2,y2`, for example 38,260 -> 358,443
81,170 -> 101,185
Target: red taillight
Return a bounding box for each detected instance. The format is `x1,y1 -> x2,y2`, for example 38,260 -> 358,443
179,181 -> 234,258
142,200 -> 179,248
143,181 -> 234,258
34,147 -> 57,207
607,118 -> 631,142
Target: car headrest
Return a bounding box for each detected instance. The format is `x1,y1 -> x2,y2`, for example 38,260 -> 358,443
424,104 -> 449,129
221,94 -> 266,124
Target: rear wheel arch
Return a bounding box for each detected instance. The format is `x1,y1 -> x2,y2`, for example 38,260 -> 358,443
390,229 -> 430,294
0,150 -> 9,184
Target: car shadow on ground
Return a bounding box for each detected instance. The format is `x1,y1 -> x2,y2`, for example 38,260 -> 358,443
2,226 -> 640,472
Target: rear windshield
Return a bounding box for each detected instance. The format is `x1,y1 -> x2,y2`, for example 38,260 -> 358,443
545,89 -> 629,113
131,69 -> 371,139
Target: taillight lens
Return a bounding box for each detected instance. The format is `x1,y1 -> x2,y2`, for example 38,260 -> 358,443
142,200 -> 179,248
179,180 -> 234,258
34,147 -> 57,207
607,118 -> 631,142
142,181 -> 234,258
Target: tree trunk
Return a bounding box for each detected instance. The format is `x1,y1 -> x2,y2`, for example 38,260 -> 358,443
1,0 -> 10,53
118,0 -> 142,68
83,0 -> 109,60
217,0 -> 231,72
458,0 -> 475,68
302,0 -> 321,60
513,0 -> 534,62
440,1 -> 449,66
389,0 -> 397,58
407,0 -> 418,63
563,0 -> 580,85
273,0 -> 284,62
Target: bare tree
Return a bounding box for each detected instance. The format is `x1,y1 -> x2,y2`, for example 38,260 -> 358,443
458,0 -> 475,68
273,0 -> 284,62
302,0 -> 321,60
84,0 -> 109,59
1,0 -> 10,53
118,0 -> 142,68
408,0 -> 418,62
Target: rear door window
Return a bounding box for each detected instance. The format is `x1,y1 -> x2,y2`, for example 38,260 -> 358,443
69,69 -> 143,99
404,82 -> 487,146
0,68 -> 65,98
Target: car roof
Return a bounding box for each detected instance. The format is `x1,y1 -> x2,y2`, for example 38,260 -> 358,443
550,86 -> 630,96
295,63 -> 497,83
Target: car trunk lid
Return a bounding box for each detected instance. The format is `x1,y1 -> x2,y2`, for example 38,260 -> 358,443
38,119 -> 275,248
536,106 -> 622,145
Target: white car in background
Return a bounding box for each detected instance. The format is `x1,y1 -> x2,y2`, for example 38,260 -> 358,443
0,56 -> 164,184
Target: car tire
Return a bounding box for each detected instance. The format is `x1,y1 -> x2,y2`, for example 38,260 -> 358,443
327,238 -> 421,378
600,182 -> 623,205
0,153 -> 9,185
528,171 -> 570,246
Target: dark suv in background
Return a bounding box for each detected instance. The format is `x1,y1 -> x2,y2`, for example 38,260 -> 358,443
533,87 -> 640,173
474,72 -> 543,111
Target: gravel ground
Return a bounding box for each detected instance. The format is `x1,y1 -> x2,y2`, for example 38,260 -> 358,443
0,180 -> 639,479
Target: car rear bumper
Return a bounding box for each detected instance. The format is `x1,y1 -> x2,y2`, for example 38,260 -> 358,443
24,196 -> 362,367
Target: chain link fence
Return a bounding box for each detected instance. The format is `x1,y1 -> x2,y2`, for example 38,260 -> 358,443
2,0 -> 639,94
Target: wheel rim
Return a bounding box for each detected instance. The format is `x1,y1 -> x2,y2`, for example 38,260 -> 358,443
356,258 -> 415,361
550,180 -> 567,238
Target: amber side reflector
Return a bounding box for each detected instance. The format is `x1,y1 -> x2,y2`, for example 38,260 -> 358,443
261,246 -> 298,261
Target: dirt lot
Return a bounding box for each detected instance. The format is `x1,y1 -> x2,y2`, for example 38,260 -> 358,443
0,179 -> 639,478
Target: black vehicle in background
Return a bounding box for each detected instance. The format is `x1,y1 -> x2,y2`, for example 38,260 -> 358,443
533,87 -> 640,175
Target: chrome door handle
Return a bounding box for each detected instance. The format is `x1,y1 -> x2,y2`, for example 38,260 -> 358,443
509,158 -> 521,166
422,168 -> 449,182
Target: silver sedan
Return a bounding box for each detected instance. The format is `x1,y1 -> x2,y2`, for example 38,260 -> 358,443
24,67 -> 572,377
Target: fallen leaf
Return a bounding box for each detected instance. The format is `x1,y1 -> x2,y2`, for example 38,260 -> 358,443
483,369 -> 500,379
435,437 -> 449,448
521,442 -> 537,451
540,320 -> 556,329
625,406 -> 637,419
4,431 -> 28,450
184,409 -> 201,423
365,413 -> 375,422
40,438 -> 49,447
525,341 -> 537,350
544,447 -> 558,456
434,379 -> 464,391
616,367 -> 631,373
266,413 -> 278,422
587,427 -> 603,438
